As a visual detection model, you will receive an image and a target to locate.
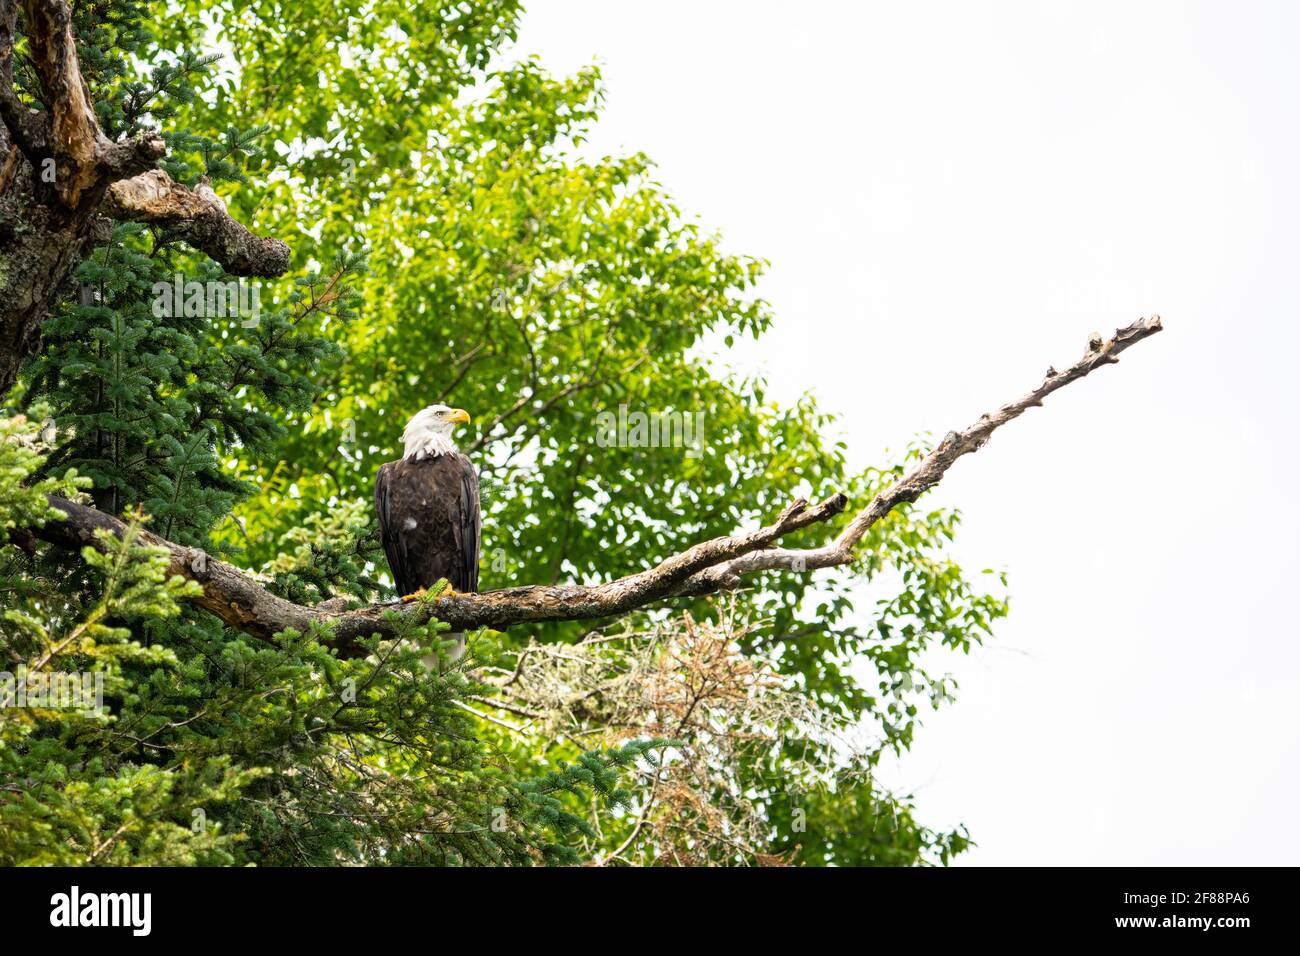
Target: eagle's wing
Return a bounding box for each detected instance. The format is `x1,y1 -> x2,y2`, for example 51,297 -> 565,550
454,453 -> 481,594
376,456 -> 480,598
375,461 -> 415,596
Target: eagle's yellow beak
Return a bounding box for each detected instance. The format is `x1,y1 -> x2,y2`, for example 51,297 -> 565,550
446,408 -> 471,425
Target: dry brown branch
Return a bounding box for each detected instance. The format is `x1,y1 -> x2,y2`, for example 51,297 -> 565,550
477,608 -> 877,865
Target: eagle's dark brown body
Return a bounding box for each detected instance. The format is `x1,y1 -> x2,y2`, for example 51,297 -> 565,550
375,453 -> 481,597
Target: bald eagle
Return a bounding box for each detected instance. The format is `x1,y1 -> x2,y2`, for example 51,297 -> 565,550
375,404 -> 480,659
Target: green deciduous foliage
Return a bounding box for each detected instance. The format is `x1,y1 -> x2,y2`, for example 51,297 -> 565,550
1,0 -> 1007,865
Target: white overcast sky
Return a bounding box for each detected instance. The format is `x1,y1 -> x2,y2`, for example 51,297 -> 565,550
513,0 -> 1300,865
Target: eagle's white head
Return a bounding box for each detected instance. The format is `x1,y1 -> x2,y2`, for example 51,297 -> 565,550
401,404 -> 472,460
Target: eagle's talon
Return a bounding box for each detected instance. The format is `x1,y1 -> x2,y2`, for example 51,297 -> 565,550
400,588 -> 428,603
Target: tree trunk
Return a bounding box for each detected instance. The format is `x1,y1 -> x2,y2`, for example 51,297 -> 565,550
0,125 -> 106,396
0,0 -> 289,401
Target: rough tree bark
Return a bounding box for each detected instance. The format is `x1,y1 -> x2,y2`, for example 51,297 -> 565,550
29,317 -> 1165,658
0,0 -> 289,398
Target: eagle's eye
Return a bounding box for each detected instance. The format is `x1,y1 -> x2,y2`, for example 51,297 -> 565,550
437,407 -> 472,425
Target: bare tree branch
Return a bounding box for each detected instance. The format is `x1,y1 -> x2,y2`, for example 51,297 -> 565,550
26,317 -> 1164,656
103,171 -> 291,277
680,314 -> 1165,592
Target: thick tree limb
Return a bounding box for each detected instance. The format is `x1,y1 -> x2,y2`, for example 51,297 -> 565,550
36,497 -> 318,640
103,171 -> 291,277
25,317 -> 1164,656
